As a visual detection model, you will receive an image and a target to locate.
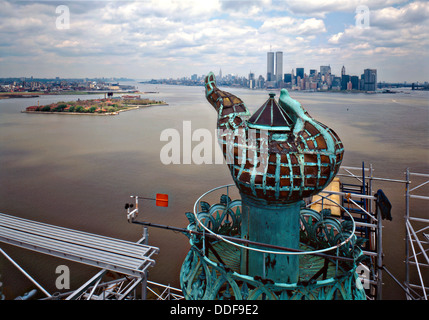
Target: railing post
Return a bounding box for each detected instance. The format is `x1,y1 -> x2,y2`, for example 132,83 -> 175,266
362,162 -> 366,211
376,197 -> 383,300
404,168 -> 410,299
369,164 -> 373,218
142,226 -> 148,300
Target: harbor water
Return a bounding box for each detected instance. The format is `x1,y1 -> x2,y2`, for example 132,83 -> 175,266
0,83 -> 428,299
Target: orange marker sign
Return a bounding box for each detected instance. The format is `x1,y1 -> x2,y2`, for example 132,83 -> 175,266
156,193 -> 169,207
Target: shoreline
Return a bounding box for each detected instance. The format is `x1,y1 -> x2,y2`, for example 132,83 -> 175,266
21,103 -> 169,115
0,93 -> 40,99
0,90 -> 143,99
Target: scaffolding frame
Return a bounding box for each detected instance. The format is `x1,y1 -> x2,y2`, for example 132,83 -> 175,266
0,213 -> 178,300
0,165 -> 427,300
334,166 -> 428,300
405,169 -> 429,300
311,164 -> 429,300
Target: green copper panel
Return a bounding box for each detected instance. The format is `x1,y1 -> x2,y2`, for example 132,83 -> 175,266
180,196 -> 366,300
240,195 -> 302,283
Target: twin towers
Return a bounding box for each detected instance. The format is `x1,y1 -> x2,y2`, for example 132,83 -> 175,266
267,51 -> 283,84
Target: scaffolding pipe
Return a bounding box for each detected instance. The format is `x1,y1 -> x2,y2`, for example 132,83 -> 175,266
406,221 -> 428,300
376,196 -> 383,300
405,168 -> 410,298
404,168 -> 429,300
130,220 -> 355,263
0,248 -> 51,298
381,266 -> 417,300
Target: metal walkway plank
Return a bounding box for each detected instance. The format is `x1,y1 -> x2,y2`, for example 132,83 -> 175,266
0,213 -> 154,259
0,213 -> 159,277
0,226 -> 151,271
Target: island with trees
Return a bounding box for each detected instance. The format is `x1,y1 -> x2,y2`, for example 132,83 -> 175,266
23,95 -> 167,115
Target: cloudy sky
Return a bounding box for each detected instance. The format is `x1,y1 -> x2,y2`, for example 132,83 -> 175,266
0,0 -> 428,82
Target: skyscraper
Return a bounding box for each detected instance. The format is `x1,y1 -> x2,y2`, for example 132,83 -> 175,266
248,71 -> 255,89
320,65 -> 331,77
351,76 -> 359,90
257,75 -> 265,88
296,68 -> 304,80
267,52 -> 274,82
275,51 -> 283,84
363,69 -> 377,91
341,65 -> 349,90
341,75 -> 350,90
320,65 -> 332,88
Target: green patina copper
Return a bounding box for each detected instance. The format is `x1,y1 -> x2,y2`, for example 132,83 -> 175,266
179,72 -> 363,300
180,195 -> 366,300
204,71 -> 344,203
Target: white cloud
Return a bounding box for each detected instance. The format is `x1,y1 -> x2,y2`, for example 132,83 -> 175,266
321,1 -> 429,80
285,0 -> 409,16
371,1 -> 429,28
328,1 -> 429,51
0,0 -> 427,82
261,17 -> 326,35
328,32 -> 343,44
55,40 -> 80,48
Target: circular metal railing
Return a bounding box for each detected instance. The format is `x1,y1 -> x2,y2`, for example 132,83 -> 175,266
192,184 -> 357,257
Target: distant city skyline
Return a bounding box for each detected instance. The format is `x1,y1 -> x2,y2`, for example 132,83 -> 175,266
0,1 -> 428,83
180,59 -> 382,92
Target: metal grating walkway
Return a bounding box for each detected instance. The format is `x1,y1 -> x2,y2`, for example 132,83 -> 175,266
0,212 -> 159,277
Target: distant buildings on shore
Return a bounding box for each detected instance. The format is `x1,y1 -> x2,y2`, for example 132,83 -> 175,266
2,54 -> 428,93
0,77 -> 136,93
222,51 -> 380,92
146,52 -> 427,91
148,50 -> 427,92
258,52 -> 378,92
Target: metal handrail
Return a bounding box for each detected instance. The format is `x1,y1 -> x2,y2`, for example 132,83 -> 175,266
193,184 -> 357,257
